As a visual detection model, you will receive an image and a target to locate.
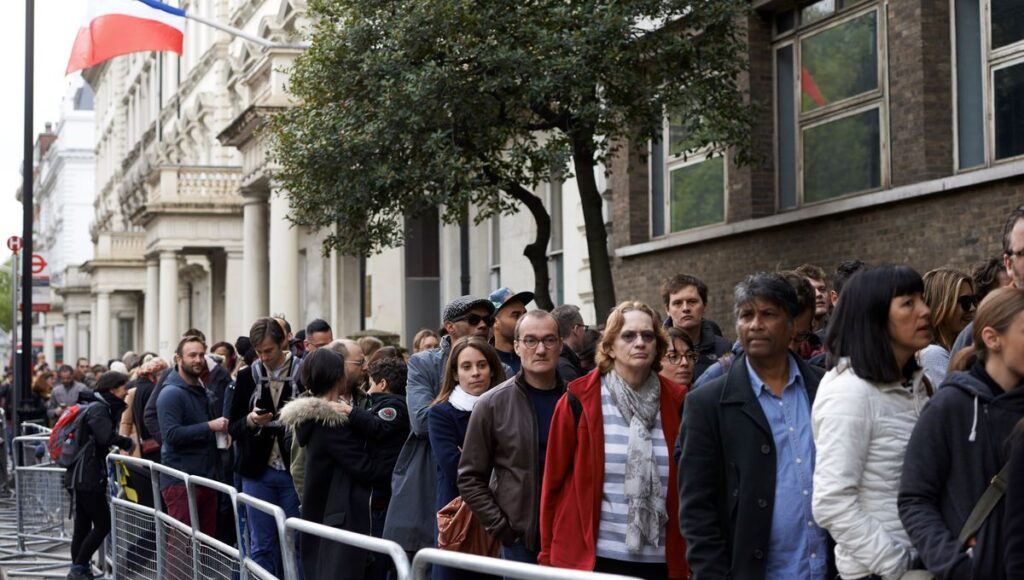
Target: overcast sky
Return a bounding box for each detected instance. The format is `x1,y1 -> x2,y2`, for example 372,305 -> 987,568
0,1 -> 83,247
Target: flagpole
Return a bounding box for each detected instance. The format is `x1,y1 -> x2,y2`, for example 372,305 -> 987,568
185,13 -> 309,50
18,0 -> 34,434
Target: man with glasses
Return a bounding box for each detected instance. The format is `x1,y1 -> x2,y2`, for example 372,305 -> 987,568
459,310 -> 565,566
952,204 -> 1024,354
383,295 -> 498,556
337,338 -> 367,392
551,304 -> 588,383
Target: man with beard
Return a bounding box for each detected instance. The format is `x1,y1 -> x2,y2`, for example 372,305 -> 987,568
157,335 -> 227,535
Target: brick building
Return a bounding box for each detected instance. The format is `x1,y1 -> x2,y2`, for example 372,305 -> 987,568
610,0 -> 1024,330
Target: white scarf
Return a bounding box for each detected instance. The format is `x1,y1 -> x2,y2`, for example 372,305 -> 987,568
449,385 -> 481,412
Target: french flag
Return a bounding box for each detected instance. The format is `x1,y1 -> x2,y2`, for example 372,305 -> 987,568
66,0 -> 185,74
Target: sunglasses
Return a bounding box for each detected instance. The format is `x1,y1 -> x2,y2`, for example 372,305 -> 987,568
452,313 -> 495,327
620,330 -> 657,344
956,295 -> 979,311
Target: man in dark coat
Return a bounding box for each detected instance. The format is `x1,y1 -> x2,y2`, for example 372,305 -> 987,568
660,274 -> 731,381
677,273 -> 833,580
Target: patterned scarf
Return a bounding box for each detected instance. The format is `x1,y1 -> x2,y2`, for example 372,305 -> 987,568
603,370 -> 668,552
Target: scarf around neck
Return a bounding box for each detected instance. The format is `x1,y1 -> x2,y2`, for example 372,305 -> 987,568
449,385 -> 481,412
603,369 -> 668,552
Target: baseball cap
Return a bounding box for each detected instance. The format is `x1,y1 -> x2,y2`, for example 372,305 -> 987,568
489,287 -> 535,314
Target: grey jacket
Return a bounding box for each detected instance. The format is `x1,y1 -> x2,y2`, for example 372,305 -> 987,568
48,381 -> 91,419
382,336 -> 452,551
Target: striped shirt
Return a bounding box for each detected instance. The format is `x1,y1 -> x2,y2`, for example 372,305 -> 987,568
595,383 -> 670,562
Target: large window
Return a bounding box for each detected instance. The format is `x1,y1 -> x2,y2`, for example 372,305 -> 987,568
956,0 -> 1024,168
649,117 -> 726,237
774,1 -> 886,208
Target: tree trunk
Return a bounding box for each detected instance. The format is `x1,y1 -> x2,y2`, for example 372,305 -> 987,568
571,132 -> 617,320
504,183 -> 555,311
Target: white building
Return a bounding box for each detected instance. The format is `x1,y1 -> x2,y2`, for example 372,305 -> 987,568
34,76 -> 97,366
79,0 -> 598,362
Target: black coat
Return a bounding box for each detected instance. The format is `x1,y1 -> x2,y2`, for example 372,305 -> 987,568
280,397 -> 393,580
228,357 -> 302,479
347,392 -> 409,499
898,367 -> 1024,580
677,354 -> 832,580
67,391 -> 134,492
1007,429 -> 1024,579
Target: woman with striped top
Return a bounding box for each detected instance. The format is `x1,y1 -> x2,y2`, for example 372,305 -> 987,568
539,301 -> 688,580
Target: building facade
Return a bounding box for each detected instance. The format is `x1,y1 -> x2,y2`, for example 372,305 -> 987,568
79,0 -> 597,361
33,76 -> 97,366
610,0 -> 1024,329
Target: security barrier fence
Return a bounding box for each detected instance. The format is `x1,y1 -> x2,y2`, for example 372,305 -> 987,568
0,424 -> 638,580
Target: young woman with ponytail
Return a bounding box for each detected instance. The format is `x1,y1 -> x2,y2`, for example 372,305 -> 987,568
898,287 -> 1024,580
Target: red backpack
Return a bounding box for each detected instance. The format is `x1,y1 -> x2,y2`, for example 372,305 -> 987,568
48,403 -> 92,467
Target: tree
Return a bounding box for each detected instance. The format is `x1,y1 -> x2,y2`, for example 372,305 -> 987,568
270,0 -> 754,317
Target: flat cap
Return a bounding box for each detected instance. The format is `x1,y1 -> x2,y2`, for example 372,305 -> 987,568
442,295 -> 496,323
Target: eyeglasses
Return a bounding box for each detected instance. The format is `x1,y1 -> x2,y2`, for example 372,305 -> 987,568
451,313 -> 494,327
517,335 -> 560,350
956,295 -> 979,311
620,330 -> 657,344
665,351 -> 698,365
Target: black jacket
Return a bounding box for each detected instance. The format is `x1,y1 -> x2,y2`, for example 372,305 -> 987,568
228,356 -> 303,479
1006,430 -> 1024,578
556,344 -> 585,384
280,397 -> 392,580
898,366 -> 1024,580
347,392 -> 409,499
677,354 -> 832,580
67,391 -> 134,492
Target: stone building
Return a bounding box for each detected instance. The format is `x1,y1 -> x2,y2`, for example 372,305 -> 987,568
610,0 -> 1024,329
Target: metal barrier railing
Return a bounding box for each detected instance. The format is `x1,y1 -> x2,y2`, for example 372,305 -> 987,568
101,453 -> 642,580
236,493 -> 298,580
412,548 -> 641,580
284,517 -> 411,580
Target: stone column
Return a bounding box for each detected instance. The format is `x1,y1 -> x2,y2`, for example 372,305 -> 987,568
89,300 -> 98,362
78,313 -> 90,364
95,291 -> 111,363
65,313 -> 79,364
268,191 -> 299,324
158,251 -> 179,360
224,250 -> 244,338
242,195 -> 269,326
332,253 -> 362,337
43,317 -> 56,367
145,259 -> 159,352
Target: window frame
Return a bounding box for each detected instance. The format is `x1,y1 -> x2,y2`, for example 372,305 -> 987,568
647,117 -> 729,239
773,1 -> 890,209
953,0 -> 1024,170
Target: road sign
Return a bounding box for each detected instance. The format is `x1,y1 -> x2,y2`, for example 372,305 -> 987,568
31,254 -> 46,275
6,236 -> 22,253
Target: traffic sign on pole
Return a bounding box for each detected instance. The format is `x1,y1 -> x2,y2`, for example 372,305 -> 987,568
6,236 -> 22,253
31,253 -> 46,275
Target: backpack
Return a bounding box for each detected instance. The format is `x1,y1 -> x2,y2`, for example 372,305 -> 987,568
48,403 -> 92,467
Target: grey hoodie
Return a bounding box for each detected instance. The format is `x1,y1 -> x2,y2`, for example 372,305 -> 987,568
899,367 -> 1024,580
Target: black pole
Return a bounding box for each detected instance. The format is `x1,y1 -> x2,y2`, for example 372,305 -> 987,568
18,0 -> 34,433
459,208 -> 470,295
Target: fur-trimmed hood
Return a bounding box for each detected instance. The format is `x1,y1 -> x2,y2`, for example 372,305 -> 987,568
279,396 -> 350,432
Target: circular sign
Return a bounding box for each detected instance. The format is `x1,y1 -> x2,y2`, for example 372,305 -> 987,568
6,236 -> 22,253
31,254 -> 47,275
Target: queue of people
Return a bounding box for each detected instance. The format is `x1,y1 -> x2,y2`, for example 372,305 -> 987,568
51,203 -> 1024,580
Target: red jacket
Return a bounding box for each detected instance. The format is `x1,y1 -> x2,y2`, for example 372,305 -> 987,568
539,370 -> 689,579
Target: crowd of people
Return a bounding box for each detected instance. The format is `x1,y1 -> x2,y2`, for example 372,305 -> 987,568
5,204 -> 1023,580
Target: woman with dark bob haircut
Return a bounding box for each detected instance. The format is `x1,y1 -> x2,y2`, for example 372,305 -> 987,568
811,265 -> 934,579
280,348 -> 392,580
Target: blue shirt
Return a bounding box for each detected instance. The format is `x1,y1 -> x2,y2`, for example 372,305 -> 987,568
746,355 -> 828,580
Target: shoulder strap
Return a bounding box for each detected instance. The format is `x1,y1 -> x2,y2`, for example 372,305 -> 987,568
958,462 -> 1011,546
566,391 -> 583,427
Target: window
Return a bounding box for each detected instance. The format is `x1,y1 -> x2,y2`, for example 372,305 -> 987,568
955,0 -> 1024,168
118,318 -> 135,357
488,215 -> 501,288
774,1 -> 886,207
546,179 -> 565,306
649,117 -> 726,237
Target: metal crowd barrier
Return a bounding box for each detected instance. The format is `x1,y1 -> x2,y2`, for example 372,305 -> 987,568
412,548 -> 640,580
284,517 -> 411,580
104,454 -> 641,580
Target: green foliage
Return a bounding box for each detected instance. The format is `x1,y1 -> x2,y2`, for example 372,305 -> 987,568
0,259 -> 11,333
269,0 -> 755,311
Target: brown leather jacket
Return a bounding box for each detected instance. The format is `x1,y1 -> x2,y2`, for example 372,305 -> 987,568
457,373 -> 565,551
